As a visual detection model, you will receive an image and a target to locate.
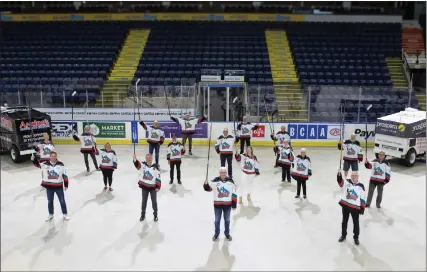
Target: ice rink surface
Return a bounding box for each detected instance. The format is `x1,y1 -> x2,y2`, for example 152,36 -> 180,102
1,145 -> 426,271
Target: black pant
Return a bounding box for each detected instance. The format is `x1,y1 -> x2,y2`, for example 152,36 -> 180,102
275,153 -> 280,166
101,169 -> 114,186
83,152 -> 98,170
182,133 -> 193,151
281,165 -> 291,181
141,188 -> 158,216
220,154 -> 233,178
170,161 -> 181,182
239,138 -> 251,154
296,178 -> 307,196
341,206 -> 360,239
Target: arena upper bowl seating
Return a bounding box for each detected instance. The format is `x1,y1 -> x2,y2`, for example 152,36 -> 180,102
0,20 -> 419,121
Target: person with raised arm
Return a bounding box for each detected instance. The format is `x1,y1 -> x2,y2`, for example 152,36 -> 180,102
235,146 -> 260,204
215,128 -> 238,179
236,116 -> 259,154
364,150 -> 391,209
271,125 -> 291,167
139,120 -> 165,167
72,125 -> 99,172
170,112 -> 207,155
275,139 -> 294,183
35,132 -> 55,163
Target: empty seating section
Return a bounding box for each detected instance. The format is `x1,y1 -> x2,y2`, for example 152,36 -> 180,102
288,22 -> 402,86
0,22 -> 127,105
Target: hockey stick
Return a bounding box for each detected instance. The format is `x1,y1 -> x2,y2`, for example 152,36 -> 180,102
365,104 -> 373,157
338,101 -> 347,171
71,91 -> 77,133
164,88 -> 171,116
206,121 -> 213,180
26,92 -> 35,147
232,97 -> 238,149
83,99 -> 95,148
133,85 -> 137,154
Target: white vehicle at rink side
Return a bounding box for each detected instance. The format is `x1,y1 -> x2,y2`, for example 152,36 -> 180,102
373,107 -> 426,167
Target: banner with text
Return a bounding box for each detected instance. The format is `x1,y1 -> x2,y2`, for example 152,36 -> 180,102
52,122 -> 77,139
143,121 -> 208,139
87,122 -> 126,138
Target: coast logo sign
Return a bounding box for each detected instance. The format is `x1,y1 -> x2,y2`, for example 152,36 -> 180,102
90,122 -> 126,138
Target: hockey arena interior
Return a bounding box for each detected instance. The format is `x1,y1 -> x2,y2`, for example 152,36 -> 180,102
1,1 -> 426,271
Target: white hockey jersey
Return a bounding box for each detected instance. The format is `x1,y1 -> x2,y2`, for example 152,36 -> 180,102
73,133 -> 96,153
364,159 -> 391,184
167,142 -> 185,162
237,122 -> 258,139
33,159 -> 69,188
235,153 -> 260,175
291,155 -> 312,180
36,142 -> 55,162
139,121 -> 165,145
276,146 -> 294,166
338,140 -> 363,162
272,131 -> 291,146
134,159 -> 161,190
99,149 -> 117,170
337,174 -> 366,212
171,116 -> 206,134
203,177 -> 237,208
215,135 -> 236,155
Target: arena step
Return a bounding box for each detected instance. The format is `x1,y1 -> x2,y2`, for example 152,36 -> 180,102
386,57 -> 408,88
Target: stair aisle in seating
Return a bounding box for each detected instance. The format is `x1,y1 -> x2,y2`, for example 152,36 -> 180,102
386,57 -> 408,88
98,29 -> 150,107
265,29 -> 308,121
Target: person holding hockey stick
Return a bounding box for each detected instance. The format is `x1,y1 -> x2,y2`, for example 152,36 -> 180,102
291,148 -> 312,199
72,125 -> 99,172
236,116 -> 259,154
336,171 -> 366,246
133,153 -> 161,222
364,150 -> 391,209
215,128 -> 238,179
94,142 -> 117,191
337,134 -> 363,178
32,151 -> 70,221
170,112 -> 207,155
204,167 -> 237,241
167,134 -> 185,184
34,133 -> 55,162
271,125 -> 291,167
139,120 -> 165,167
275,139 -> 294,183
235,146 -> 260,204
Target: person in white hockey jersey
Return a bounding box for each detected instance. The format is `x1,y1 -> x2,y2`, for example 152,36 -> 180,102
167,134 -> 185,184
337,134 -> 363,178
236,116 -> 259,154
364,150 -> 391,209
32,151 -> 70,221
94,142 -> 117,191
291,148 -> 312,199
139,120 -> 165,166
133,153 -> 161,222
170,112 -> 207,155
34,133 -> 55,162
204,167 -> 237,241
275,139 -> 294,183
215,128 -> 238,179
234,146 -> 260,204
72,125 -> 99,172
336,171 -> 366,246
271,125 -> 291,167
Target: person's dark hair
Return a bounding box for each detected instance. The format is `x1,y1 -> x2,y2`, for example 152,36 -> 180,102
50,151 -> 57,157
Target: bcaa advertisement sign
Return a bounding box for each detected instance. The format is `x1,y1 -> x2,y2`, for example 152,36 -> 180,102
252,125 -> 265,138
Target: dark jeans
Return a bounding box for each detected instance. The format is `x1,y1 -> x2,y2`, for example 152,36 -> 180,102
296,178 -> 307,196
83,152 -> 98,171
281,165 -> 291,181
220,154 -> 233,178
141,188 -> 158,216
170,161 -> 181,182
275,153 -> 280,166
101,169 -> 114,186
46,187 -> 67,215
366,181 -> 384,206
182,134 -> 193,151
148,143 -> 160,165
239,138 -> 251,154
214,206 -> 231,236
341,206 -> 360,239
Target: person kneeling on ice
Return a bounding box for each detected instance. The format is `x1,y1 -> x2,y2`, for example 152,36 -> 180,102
32,151 -> 70,221
337,134 -> 363,178
275,139 -> 294,183
35,133 -> 55,162
72,125 -> 100,172
364,150 -> 391,209
336,171 -> 366,246
204,167 -> 237,241
94,142 -> 117,191
291,148 -> 312,199
167,134 -> 185,184
235,146 -> 260,204
133,153 -> 161,222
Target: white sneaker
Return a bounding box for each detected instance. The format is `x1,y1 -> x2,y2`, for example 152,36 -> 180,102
45,215 -> 54,222
63,215 -> 70,221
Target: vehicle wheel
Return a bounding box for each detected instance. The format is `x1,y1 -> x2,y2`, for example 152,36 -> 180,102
10,145 -> 22,163
405,149 -> 417,167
